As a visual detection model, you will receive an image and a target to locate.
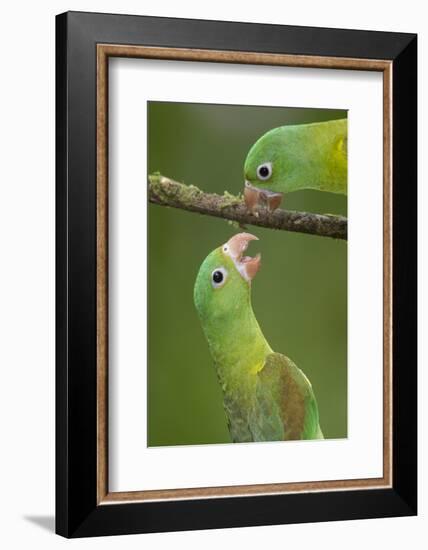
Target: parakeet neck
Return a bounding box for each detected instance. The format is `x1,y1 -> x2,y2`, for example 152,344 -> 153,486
297,118 -> 347,194
272,118 -> 347,194
202,293 -> 272,394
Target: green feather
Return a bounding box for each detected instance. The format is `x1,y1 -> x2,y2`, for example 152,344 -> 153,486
244,118 -> 347,195
253,353 -> 323,441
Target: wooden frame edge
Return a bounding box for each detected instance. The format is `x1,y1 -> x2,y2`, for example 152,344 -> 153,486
96,44 -> 393,504
383,62 -> 393,489
97,45 -> 109,503
98,44 -> 391,71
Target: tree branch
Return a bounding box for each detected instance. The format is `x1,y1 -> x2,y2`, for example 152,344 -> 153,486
148,174 -> 347,241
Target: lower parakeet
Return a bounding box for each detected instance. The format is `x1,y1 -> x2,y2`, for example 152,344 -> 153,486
243,118 -> 347,210
194,232 -> 323,442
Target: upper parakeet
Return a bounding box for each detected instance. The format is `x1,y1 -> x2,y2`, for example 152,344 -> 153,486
194,232 -> 323,443
243,118 -> 347,210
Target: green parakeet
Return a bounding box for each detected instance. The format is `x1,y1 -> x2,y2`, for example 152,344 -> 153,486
194,232 -> 323,443
243,118 -> 347,210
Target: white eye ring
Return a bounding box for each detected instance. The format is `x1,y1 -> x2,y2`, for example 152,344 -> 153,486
223,244 -> 229,253
257,162 -> 272,181
211,267 -> 228,288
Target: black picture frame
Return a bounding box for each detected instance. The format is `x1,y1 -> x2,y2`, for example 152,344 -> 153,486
56,11 -> 417,538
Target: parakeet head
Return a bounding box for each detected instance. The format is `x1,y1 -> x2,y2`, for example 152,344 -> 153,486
243,126 -> 299,210
194,233 -> 261,326
244,128 -> 281,187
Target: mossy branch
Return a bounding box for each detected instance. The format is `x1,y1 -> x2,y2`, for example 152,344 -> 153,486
148,174 -> 347,241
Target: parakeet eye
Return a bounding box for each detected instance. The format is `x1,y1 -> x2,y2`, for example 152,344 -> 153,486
256,162 -> 272,181
211,267 -> 227,288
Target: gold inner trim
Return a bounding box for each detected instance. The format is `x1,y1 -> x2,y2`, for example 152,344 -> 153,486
96,44 -> 393,504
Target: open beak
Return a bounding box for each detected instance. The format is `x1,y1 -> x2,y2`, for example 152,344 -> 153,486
244,181 -> 283,211
225,232 -> 261,282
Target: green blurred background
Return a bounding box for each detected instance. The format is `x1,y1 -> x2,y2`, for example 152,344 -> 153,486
147,102 -> 347,446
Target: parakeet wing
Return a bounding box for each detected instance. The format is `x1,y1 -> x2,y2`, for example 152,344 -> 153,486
251,352 -> 323,441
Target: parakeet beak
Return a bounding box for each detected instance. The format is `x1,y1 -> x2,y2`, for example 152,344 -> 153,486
225,232 -> 261,282
244,181 -> 283,212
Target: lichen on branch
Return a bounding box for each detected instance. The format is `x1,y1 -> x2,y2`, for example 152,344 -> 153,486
148,174 -> 347,241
